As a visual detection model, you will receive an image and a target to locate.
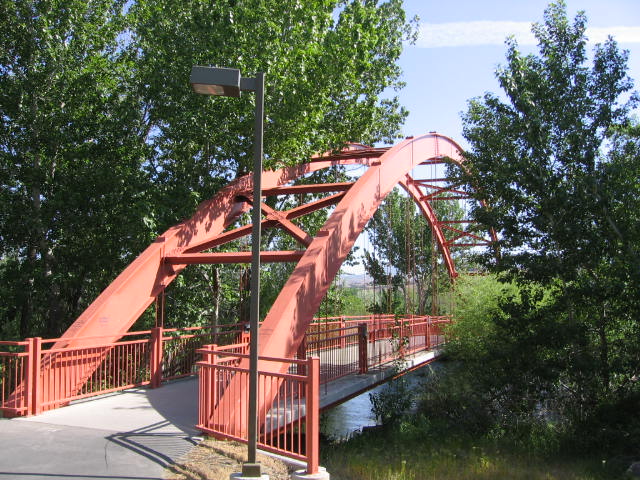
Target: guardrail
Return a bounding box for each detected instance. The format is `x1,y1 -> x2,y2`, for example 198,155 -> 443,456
195,315 -> 450,473
299,315 -> 450,384
197,347 -> 320,475
0,325 -> 242,417
0,315 -> 451,418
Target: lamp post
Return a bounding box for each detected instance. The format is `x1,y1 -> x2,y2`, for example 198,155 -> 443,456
190,66 -> 265,479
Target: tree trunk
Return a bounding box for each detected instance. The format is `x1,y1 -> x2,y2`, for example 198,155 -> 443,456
599,304 -> 610,394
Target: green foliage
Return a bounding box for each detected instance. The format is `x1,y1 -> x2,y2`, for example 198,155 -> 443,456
0,0 -> 153,338
370,376 -> 414,427
0,0 -> 415,339
322,418 -> 621,479
339,287 -> 367,316
364,188 -> 462,315
449,0 -> 640,453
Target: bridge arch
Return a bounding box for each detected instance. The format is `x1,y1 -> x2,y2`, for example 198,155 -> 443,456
59,133 -> 489,355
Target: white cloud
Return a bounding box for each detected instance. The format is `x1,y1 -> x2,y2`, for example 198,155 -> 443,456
415,21 -> 640,48
587,26 -> 640,44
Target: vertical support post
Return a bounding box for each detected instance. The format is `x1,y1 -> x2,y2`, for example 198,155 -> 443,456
150,327 -> 163,388
339,316 -> 346,349
306,356 -> 320,475
358,323 -> 368,374
155,291 -> 165,328
246,71 -> 265,469
297,336 -> 308,376
199,344 -> 217,429
25,337 -> 42,416
426,316 -> 431,350
297,335 -> 307,360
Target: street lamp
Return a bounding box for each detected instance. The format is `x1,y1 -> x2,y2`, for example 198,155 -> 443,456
190,65 -> 265,479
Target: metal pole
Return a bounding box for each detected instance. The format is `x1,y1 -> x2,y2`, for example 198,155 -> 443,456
247,71 -> 264,467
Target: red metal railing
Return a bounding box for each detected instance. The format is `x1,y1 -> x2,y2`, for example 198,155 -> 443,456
195,315 -> 450,472
300,315 -> 451,384
197,346 -> 321,475
0,325 -> 243,417
0,315 -> 451,418
0,340 -> 29,417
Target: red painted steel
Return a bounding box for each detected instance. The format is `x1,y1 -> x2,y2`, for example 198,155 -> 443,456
0,341 -> 29,417
196,349 -> 320,473
195,315 -> 447,469
1,326 -> 243,416
56,134 -> 476,352
12,133 -> 490,429
306,356 -> 320,475
164,251 -> 306,264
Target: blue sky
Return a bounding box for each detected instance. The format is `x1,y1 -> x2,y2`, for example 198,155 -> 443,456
343,1 -> 639,275
396,0 -> 640,148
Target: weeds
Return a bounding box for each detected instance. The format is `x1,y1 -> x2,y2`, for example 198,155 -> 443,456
321,424 -> 624,480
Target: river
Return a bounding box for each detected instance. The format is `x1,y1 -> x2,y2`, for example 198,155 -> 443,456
320,362 -> 440,440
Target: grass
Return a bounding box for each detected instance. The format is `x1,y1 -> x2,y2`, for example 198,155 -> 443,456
321,426 -> 626,480
164,430 -> 631,479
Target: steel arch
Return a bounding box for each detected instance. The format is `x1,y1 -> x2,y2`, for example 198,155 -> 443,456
256,133 -> 468,362
28,132 -> 497,425
58,133 -> 487,351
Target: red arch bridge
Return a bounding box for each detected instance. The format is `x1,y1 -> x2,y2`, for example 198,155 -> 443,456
0,133 -> 493,475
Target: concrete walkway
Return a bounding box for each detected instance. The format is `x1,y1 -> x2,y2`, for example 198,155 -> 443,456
0,347 -> 442,480
0,378 -> 201,480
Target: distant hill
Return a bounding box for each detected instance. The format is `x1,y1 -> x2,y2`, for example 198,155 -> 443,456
339,273 -> 370,288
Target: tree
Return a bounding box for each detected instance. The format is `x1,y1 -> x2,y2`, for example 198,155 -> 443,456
364,187 -> 463,315
130,0 -> 418,329
0,0 -> 153,338
455,0 -> 640,450
1,0 -> 416,338
130,0 -> 416,227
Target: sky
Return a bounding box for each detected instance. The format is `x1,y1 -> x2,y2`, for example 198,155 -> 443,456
396,0 -> 640,149
343,0 -> 640,275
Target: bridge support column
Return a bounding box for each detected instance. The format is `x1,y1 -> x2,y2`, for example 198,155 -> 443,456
150,327 -> 164,388
25,337 -> 42,416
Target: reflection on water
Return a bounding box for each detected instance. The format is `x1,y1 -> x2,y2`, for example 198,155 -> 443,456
320,362 -> 441,440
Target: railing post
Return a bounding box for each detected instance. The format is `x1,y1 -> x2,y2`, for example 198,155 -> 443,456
306,356 -> 320,475
297,337 -> 308,376
297,335 -> 307,360
150,327 -> 163,388
358,323 -> 368,374
339,316 -> 346,349
199,344 -> 217,430
426,316 -> 431,350
25,337 -> 42,416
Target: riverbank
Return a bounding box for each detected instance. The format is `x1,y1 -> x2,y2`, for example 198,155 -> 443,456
321,426 -> 626,480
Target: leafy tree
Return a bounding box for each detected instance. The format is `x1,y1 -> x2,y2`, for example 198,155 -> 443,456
461,1 -> 637,282
0,0 -> 153,338
364,187 -> 463,315
1,0 -> 416,339
129,0 -> 417,331
130,0 -> 417,227
453,0 -> 640,450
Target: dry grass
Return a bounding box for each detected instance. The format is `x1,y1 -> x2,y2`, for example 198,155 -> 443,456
165,438 -> 294,480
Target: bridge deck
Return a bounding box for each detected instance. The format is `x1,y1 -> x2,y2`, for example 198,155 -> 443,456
0,342 -> 441,479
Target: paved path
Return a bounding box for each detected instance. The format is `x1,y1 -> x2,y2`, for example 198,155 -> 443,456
0,347 -> 441,480
0,378 -> 201,480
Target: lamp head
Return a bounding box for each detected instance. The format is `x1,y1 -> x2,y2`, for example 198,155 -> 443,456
190,66 -> 241,97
